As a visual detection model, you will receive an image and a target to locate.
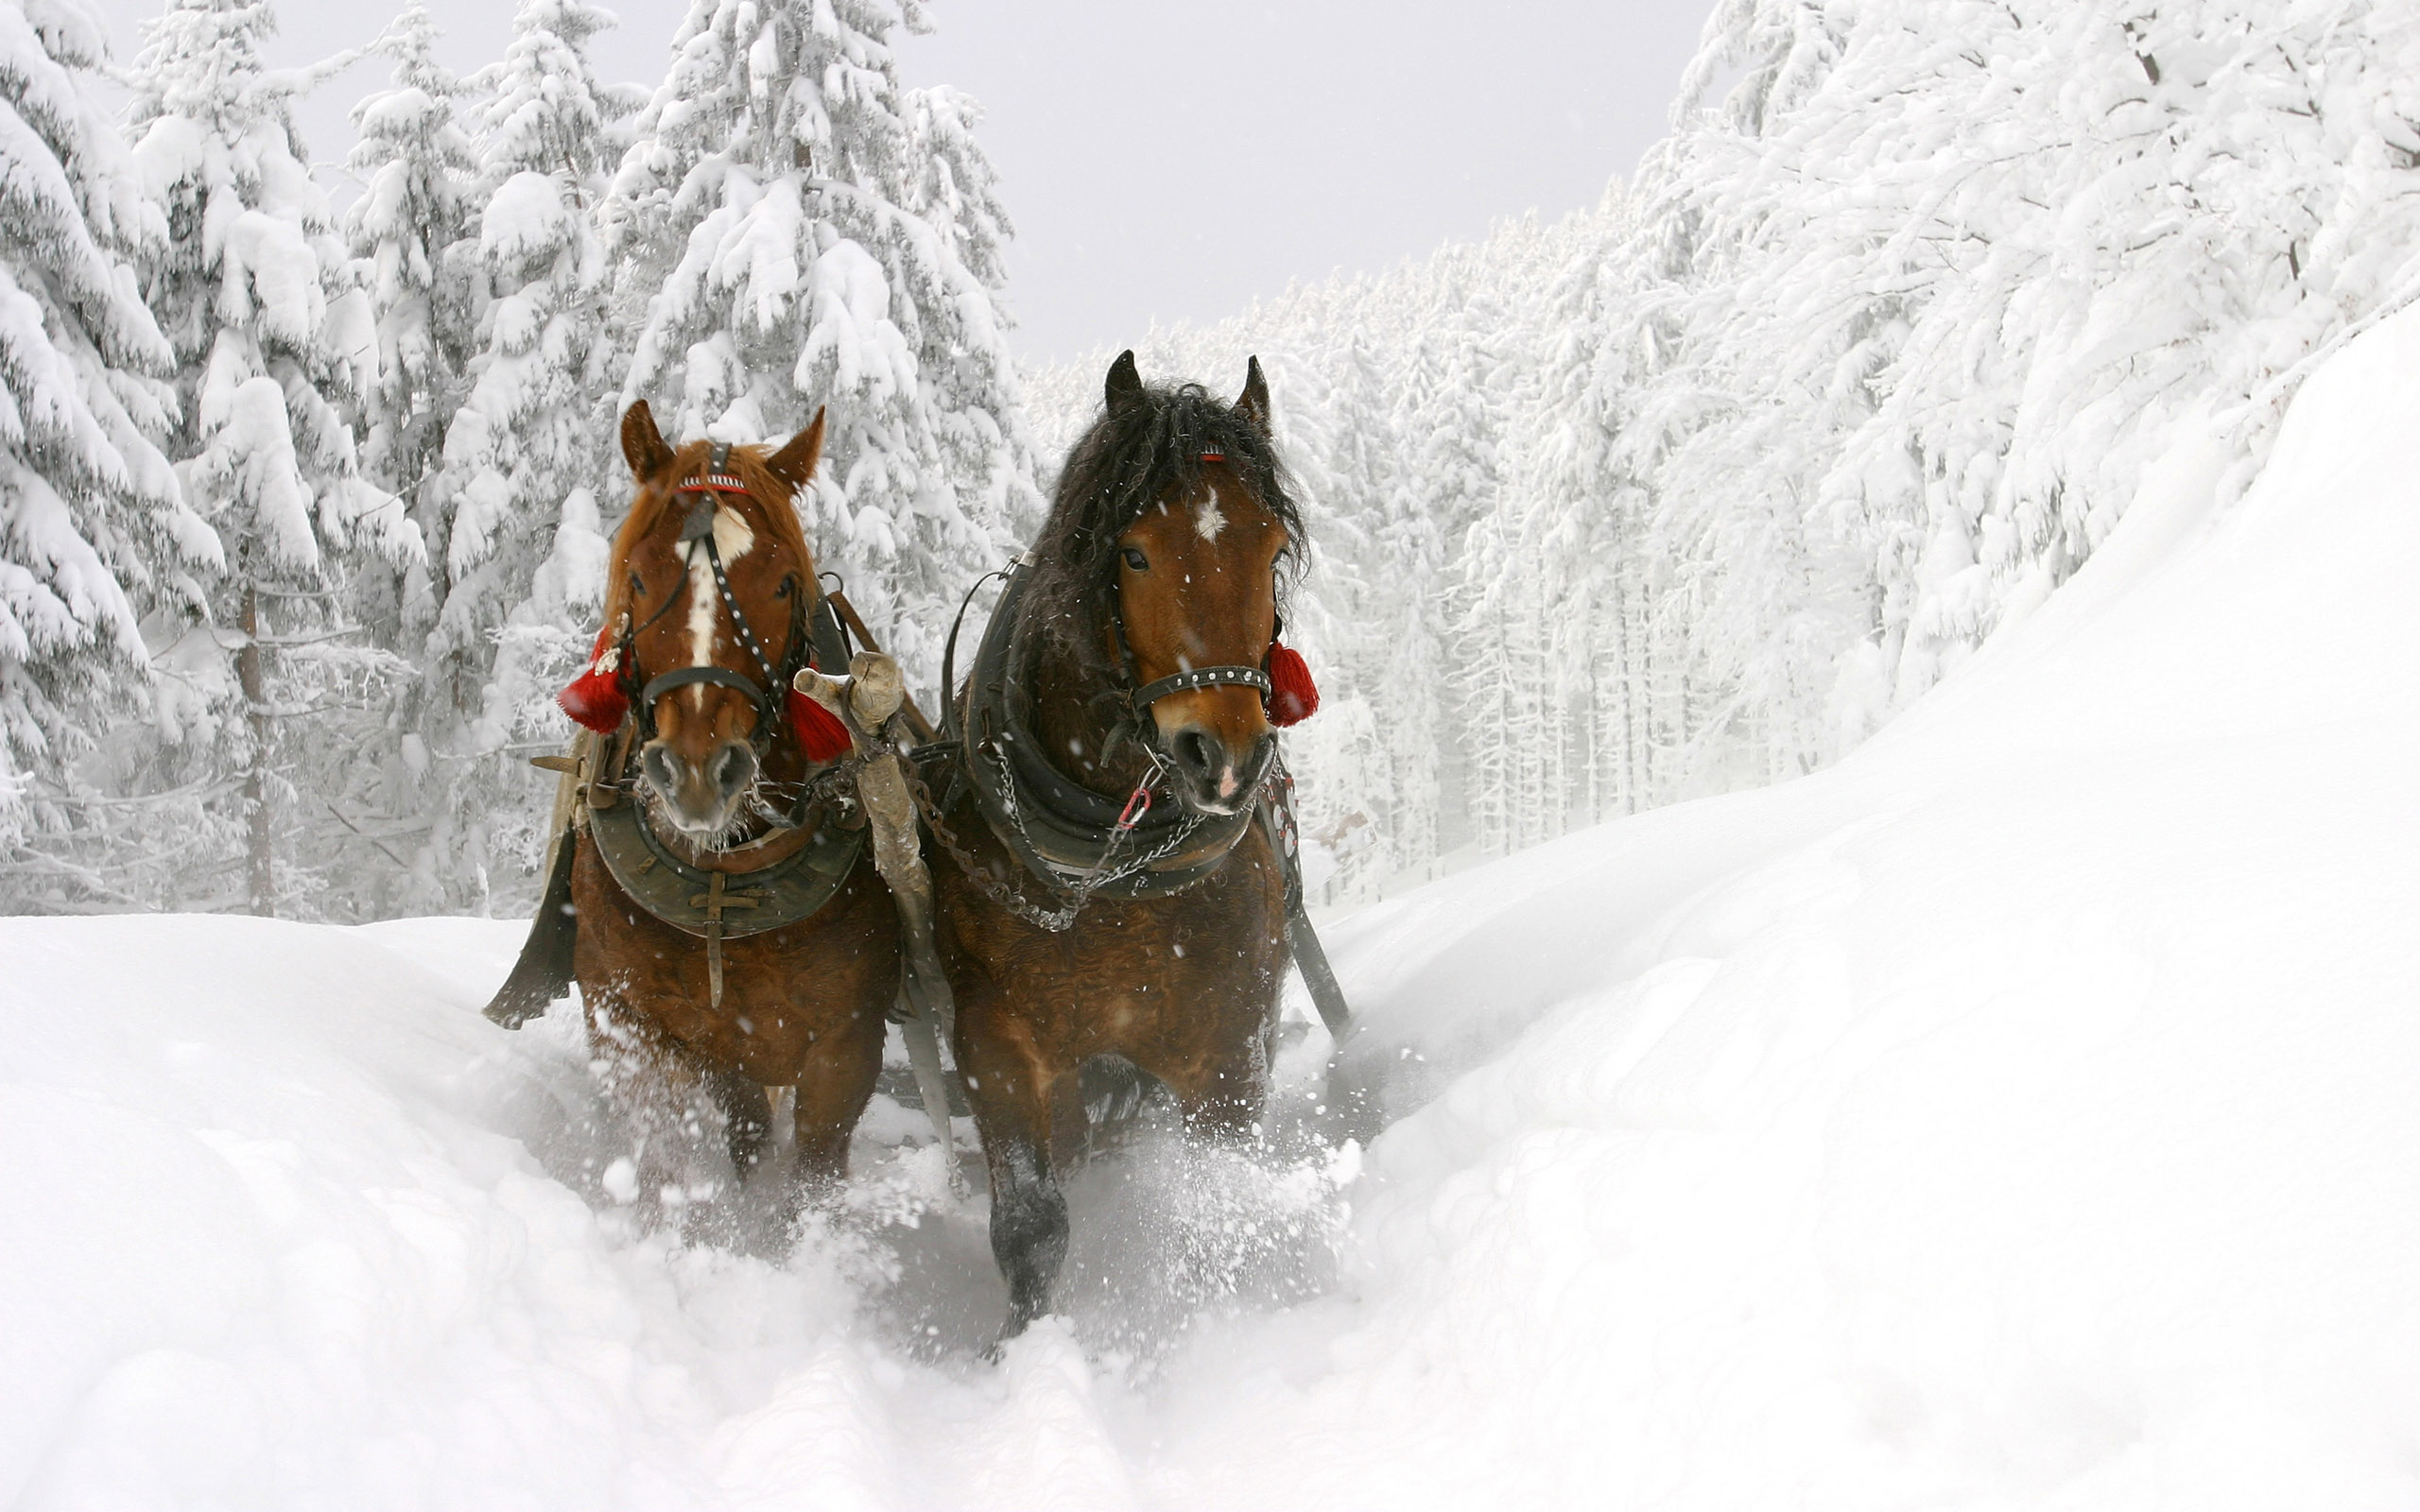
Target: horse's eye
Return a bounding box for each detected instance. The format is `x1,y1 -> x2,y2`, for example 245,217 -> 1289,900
1122,547 -> 1150,572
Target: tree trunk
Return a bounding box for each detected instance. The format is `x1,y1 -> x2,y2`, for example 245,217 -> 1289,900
239,586 -> 273,917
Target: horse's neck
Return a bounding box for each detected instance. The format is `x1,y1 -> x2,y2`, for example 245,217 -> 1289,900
1023,609 -> 1154,800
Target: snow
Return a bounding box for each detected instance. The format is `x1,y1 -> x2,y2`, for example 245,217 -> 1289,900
5,304 -> 2418,1505
478,169 -> 573,264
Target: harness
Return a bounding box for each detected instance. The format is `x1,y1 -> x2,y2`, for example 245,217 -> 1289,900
589,445 -> 864,993
924,556 -> 1351,1038
952,558 -> 1261,903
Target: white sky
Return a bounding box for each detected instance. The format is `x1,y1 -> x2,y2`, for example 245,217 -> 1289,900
87,0 -> 1715,366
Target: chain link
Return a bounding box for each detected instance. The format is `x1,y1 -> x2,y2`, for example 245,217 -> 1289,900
907,749 -> 1212,933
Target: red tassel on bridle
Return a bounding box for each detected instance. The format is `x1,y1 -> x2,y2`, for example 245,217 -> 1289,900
1266,640 -> 1318,726
558,621 -> 631,732
786,682 -> 856,764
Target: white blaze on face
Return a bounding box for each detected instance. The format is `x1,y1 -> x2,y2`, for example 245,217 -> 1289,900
712,506 -> 754,561
683,504 -> 757,708
1195,484 -> 1228,542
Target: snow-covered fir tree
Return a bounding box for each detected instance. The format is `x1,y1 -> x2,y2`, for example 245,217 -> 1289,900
9,0 -> 2410,923
0,0 -> 211,909
342,0 -> 477,652
124,0 -> 418,916
394,0 -> 624,913
602,0 -> 1039,682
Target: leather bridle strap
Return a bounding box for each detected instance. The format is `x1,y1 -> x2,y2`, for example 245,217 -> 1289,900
1105,575 -> 1275,721
641,664 -> 767,708
1130,663 -> 1270,709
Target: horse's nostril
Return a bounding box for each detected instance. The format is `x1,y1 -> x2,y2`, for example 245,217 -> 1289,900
712,745 -> 755,798
644,746 -> 678,795
1173,730 -> 1220,779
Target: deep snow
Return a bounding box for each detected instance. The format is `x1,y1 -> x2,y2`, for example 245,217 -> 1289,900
6,309 -> 2418,1508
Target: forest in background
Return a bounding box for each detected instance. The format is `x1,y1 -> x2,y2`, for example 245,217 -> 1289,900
6,0 -> 2419,916
1034,0 -> 2420,903
0,0 -> 1037,916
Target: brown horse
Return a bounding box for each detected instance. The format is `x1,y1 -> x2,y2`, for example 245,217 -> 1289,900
489,402 -> 899,1222
931,352 -> 1310,1338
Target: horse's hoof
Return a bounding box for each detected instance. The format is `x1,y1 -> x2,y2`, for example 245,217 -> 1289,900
984,1310 -> 1040,1363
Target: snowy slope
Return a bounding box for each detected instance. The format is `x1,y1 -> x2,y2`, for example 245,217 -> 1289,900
6,309 -> 2418,1508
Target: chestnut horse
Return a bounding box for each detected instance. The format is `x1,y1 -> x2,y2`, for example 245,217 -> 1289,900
486,402 -> 898,1221
930,352 -> 1313,1338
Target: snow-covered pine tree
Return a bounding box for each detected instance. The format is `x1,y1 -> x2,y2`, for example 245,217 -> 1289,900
1317,325 -> 1421,889
1022,0 -> 2420,883
398,0 -> 623,913
602,0 -> 1038,685
0,0 -> 212,909
342,0 -> 477,653
127,0 -> 419,916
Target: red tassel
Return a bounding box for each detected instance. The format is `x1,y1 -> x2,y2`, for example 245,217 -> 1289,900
1266,641 -> 1318,726
558,625 -> 630,732
788,688 -> 856,763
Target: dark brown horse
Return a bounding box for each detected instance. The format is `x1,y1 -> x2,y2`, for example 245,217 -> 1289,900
931,352 -> 1310,1338
488,402 -> 899,1221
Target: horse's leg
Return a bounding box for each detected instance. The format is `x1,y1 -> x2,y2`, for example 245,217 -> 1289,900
705,1065 -> 773,1176
585,993 -> 722,1221
1158,1027 -> 1275,1145
783,1003 -> 884,1217
959,1007 -> 1069,1342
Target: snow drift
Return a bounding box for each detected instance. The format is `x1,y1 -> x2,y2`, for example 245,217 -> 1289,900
6,309 -> 2418,1507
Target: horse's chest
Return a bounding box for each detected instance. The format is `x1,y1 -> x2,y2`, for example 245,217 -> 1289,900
953,823 -> 1287,1039
569,840 -> 894,1073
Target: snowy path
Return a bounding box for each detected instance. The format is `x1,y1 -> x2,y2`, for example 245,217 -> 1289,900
7,313 -> 2420,1509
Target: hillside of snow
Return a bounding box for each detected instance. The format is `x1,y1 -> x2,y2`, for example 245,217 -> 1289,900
6,307 -> 2418,1507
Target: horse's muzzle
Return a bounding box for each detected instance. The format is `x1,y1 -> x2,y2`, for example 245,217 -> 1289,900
1163,727 -> 1275,816
641,737 -> 759,836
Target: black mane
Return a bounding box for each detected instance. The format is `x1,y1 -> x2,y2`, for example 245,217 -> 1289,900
1019,378 -> 1304,669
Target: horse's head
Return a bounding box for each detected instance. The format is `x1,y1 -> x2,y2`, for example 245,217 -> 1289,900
1100,352 -> 1298,816
610,401 -> 827,840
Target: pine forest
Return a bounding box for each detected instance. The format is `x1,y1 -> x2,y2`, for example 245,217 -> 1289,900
5,0 -> 2418,917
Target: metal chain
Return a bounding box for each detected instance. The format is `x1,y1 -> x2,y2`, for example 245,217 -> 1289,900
906,753 -> 1209,934
907,762 -> 1080,930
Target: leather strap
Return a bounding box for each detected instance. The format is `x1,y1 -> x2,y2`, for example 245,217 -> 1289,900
641,664 -> 765,708
1131,663 -> 1270,708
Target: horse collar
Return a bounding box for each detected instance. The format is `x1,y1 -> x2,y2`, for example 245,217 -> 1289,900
956,562 -> 1261,904
586,787 -> 864,941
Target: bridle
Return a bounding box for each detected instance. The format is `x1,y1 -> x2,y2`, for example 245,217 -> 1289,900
617,442 -> 830,755
943,452 -> 1285,763
1105,446 -> 1278,736
1106,594 -> 1274,731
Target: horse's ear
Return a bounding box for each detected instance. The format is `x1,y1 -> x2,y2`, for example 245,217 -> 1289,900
1105,350 -> 1144,415
1236,355 -> 1270,434
766,406 -> 826,491
621,400 -> 674,480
